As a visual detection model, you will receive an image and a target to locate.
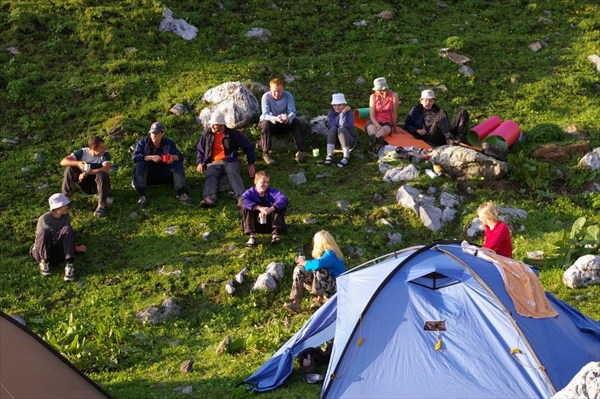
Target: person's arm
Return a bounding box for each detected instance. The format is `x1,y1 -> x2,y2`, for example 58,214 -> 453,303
241,189 -> 257,210
404,106 -> 421,135
368,94 -> 380,128
285,91 -> 297,122
391,92 -> 400,127
261,93 -> 278,123
132,139 -> 148,163
196,133 -> 207,173
269,188 -> 288,210
60,153 -> 85,171
342,108 -> 355,133
304,250 -> 336,272
165,139 -> 182,163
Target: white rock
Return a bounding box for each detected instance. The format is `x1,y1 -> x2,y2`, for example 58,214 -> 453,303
562,255 -> 600,288
552,361 -> 600,399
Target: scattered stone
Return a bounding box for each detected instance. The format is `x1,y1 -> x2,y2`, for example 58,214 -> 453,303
252,272 -> 277,291
283,73 -> 299,84
7,46 -> 20,55
215,336 -> 231,355
310,115 -> 329,136
440,49 -> 471,65
530,142 -> 591,163
130,212 -> 138,219
289,172 -> 307,186
202,231 -> 211,240
409,38 -> 419,44
2,138 -> 19,144
383,164 -> 420,182
33,153 -> 45,163
225,281 -> 235,295
245,27 -> 271,42
165,226 -> 177,235
387,232 -> 403,246
21,167 -> 30,174
346,245 -> 364,258
564,124 -> 587,140
234,267 -> 249,284
303,217 -> 317,224
419,204 -> 443,232
169,103 -> 188,116
179,360 -> 194,373
552,361 -> 600,399
377,11 -> 394,20
198,82 -> 260,129
529,42 -> 542,52
336,200 -> 350,212
173,386 -> 193,394
158,266 -> 182,277
510,75 -> 518,84
353,20 -> 368,27
412,67 -> 422,74
527,251 -> 544,260
578,147 -> 600,171
457,65 -> 474,77
581,181 -> 600,194
437,2 -> 448,8
266,262 -> 285,281
587,55 -> 600,73
379,218 -> 393,228
355,76 -> 367,85
563,255 -> 600,289
159,8 -> 198,41
135,297 -> 181,324
378,162 -> 393,174
373,193 -> 383,203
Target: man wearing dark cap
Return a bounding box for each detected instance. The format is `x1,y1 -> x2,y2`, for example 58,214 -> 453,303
196,113 -> 256,207
132,121 -> 193,208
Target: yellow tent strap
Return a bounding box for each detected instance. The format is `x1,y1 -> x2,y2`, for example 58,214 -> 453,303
434,331 -> 443,351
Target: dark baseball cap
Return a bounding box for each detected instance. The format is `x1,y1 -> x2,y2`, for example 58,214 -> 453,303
149,122 -> 164,134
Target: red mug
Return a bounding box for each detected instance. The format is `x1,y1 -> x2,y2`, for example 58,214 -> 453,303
161,154 -> 171,163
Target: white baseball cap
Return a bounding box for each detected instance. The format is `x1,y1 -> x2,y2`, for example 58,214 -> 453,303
331,93 -> 347,105
49,193 -> 70,211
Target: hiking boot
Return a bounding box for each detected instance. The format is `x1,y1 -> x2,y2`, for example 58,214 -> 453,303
295,151 -> 306,163
263,153 -> 277,166
64,263 -> 74,282
177,193 -> 193,205
39,260 -> 50,276
138,195 -> 148,208
283,302 -> 301,314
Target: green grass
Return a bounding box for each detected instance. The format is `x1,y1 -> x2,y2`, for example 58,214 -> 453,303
1,1 -> 599,397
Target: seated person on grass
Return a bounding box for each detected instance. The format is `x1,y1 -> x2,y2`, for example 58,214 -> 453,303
239,170 -> 287,247
325,93 -> 356,168
283,230 -> 345,314
196,113 -> 256,208
366,77 -> 400,152
404,89 -> 469,146
60,135 -> 111,217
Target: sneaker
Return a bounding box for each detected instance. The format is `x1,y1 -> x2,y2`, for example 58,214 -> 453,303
295,151 -> 306,163
93,206 -> 105,217
64,263 -> 74,282
283,302 -> 301,314
177,193 -> 193,205
138,195 -> 148,208
39,260 -> 50,276
263,153 -> 277,166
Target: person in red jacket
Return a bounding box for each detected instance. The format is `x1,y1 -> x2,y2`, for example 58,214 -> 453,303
477,202 -> 513,258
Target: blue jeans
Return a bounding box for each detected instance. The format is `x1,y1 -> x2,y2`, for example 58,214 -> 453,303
133,160 -> 187,196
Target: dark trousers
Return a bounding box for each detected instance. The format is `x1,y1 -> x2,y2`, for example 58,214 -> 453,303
203,161 -> 246,201
424,109 -> 469,146
62,166 -> 110,206
259,119 -> 308,153
239,206 -> 286,235
133,161 -> 186,196
31,226 -> 76,264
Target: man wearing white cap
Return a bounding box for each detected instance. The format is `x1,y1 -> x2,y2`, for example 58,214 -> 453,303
131,121 -> 193,208
325,93 -> 355,168
30,194 -> 87,281
404,89 -> 469,146
196,113 -> 256,207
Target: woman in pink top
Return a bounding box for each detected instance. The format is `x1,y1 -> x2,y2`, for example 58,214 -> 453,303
366,77 -> 400,151
477,202 -> 513,258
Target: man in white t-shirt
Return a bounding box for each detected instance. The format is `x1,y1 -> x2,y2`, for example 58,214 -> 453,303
60,136 -> 111,217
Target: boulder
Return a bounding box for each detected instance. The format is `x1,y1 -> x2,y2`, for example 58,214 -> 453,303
135,297 -> 180,324
159,8 -> 198,41
530,142 -> 592,163
198,82 -> 260,129
552,361 -> 600,399
430,146 -> 507,180
578,147 -> 600,171
383,164 -> 420,182
310,115 -> 329,136
562,255 -> 600,289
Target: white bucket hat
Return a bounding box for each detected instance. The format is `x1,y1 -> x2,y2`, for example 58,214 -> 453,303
331,93 -> 347,105
420,89 -> 436,100
372,77 -> 389,91
49,193 -> 70,211
209,113 -> 226,126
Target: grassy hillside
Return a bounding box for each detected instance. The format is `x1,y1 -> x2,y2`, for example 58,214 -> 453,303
1,1 -> 599,398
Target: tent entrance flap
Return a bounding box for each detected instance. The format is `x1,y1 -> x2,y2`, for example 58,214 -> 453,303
409,271 -> 460,290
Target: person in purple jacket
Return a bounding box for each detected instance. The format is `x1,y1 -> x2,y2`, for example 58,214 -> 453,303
283,230 -> 345,314
325,93 -> 355,168
239,170 -> 287,247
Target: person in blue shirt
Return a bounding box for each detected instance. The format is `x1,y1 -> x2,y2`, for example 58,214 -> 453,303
259,78 -> 308,165
283,230 -> 345,314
